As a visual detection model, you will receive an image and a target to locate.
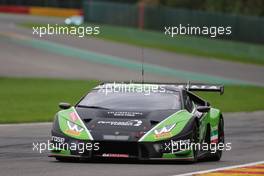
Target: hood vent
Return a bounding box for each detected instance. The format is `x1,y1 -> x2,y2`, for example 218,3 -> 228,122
150,120 -> 160,127
83,118 -> 92,123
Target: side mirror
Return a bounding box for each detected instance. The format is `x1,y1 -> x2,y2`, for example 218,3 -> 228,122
205,101 -> 210,106
196,106 -> 210,113
59,102 -> 71,109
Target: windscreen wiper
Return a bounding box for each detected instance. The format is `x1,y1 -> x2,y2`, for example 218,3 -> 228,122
76,105 -> 110,110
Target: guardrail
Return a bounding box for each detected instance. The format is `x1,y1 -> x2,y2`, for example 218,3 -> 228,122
83,1 -> 264,44
0,5 -> 82,17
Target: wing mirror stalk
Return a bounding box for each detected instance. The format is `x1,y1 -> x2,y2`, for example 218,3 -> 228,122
59,102 -> 71,109
196,106 -> 210,113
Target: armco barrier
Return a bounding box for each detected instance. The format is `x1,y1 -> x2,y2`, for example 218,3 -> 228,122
0,5 -> 81,17
84,1 -> 138,27
0,0 -> 82,9
83,1 -> 264,44
29,6 -> 81,17
0,5 -> 29,14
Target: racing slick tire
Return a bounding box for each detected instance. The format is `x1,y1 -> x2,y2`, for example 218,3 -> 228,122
55,157 -> 79,162
191,122 -> 199,162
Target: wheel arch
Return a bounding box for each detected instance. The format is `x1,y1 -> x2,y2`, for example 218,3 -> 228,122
208,108 -> 222,129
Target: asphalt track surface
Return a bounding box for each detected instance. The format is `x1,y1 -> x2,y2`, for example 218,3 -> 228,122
0,111 -> 263,176
0,13 -> 264,85
0,13 -> 264,176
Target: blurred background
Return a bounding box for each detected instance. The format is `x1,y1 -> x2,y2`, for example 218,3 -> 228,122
0,0 -> 264,122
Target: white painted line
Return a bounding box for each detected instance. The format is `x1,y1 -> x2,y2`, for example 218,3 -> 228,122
171,160 -> 264,176
0,122 -> 52,127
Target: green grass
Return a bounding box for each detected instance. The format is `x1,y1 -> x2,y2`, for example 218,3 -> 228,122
0,77 -> 263,123
21,23 -> 264,65
198,86 -> 264,112
0,77 -> 99,123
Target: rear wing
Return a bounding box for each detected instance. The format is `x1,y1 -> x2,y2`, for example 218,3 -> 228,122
173,83 -> 224,95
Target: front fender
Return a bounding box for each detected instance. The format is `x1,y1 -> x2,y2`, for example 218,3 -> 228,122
55,107 -> 93,140
208,108 -> 222,143
139,110 -> 193,142
209,108 -> 221,128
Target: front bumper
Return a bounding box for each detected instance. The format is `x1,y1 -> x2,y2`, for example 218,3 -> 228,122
49,130 -> 194,161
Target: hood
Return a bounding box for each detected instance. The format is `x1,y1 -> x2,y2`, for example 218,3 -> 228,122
76,107 -> 178,141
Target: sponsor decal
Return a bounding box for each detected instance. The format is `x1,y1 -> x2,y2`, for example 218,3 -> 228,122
51,136 -> 65,143
211,126 -> 218,143
173,85 -> 220,90
102,153 -> 129,158
155,132 -> 172,139
154,124 -> 176,139
64,129 -> 80,136
64,121 -> 84,136
97,120 -> 142,127
103,135 -> 129,140
107,111 -> 143,117
70,112 -> 78,122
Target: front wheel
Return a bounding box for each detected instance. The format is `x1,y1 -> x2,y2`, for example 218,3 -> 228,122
191,122 -> 199,162
55,157 -> 79,162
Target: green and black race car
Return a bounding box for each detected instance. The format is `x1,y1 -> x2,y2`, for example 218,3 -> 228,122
50,83 -> 225,162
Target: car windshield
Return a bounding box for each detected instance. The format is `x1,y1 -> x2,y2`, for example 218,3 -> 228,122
77,90 -> 181,111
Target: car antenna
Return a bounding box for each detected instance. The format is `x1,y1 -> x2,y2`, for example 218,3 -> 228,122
187,80 -> 191,91
141,47 -> 145,84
